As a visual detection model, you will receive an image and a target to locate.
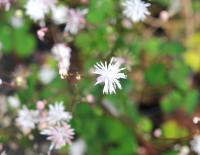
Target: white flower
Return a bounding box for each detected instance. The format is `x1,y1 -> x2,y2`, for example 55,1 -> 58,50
191,135 -> 200,155
51,5 -> 68,24
178,146 -> 189,155
0,78 -> 2,85
52,43 -> 71,60
93,58 -> 127,94
41,123 -> 74,150
10,15 -> 23,28
24,0 -> 49,21
7,95 -> 20,108
0,151 -> 7,155
52,44 -> 71,79
65,9 -> 87,34
38,65 -> 56,85
0,0 -> 11,11
46,102 -> 72,126
42,0 -> 57,7
69,139 -> 87,155
122,0 -> 150,22
16,106 -> 39,134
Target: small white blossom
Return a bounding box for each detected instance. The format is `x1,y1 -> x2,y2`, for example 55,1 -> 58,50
0,0 -> 11,11
93,58 -> 127,94
191,135 -> 200,155
0,78 -> 2,85
24,0 -> 49,21
193,116 -> 200,124
42,0 -> 57,7
7,95 -> 20,108
41,123 -> 74,150
178,146 -> 189,155
46,102 -> 72,126
52,43 -> 71,60
38,65 -> 56,85
51,5 -> 68,24
10,15 -> 23,28
69,139 -> 87,155
52,44 -> 71,79
65,9 -> 87,34
0,151 -> 7,155
122,0 -> 150,22
16,106 -> 39,134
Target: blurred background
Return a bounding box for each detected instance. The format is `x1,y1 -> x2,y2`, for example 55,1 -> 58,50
0,0 -> 200,155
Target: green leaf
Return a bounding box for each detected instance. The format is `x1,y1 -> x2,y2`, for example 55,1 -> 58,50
169,61 -> 189,91
161,121 -> 188,138
75,26 -> 109,55
145,63 -> 169,86
143,38 -> 162,56
160,41 -> 185,55
161,90 -> 182,113
184,90 -> 199,114
138,117 -> 153,132
14,29 -> 36,57
0,25 -> 13,53
87,0 -> 115,24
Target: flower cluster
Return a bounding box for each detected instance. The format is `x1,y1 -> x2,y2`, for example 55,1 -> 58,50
16,101 -> 74,150
24,0 -> 87,34
52,44 -> 71,79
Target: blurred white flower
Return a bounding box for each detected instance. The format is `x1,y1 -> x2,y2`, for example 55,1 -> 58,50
10,15 -> 23,28
122,0 -> 150,22
178,146 -> 189,155
7,95 -> 20,108
65,9 -> 87,34
38,65 -> 56,85
0,0 -> 11,11
16,106 -> 39,134
193,116 -> 200,124
52,44 -> 71,79
42,0 -> 57,7
51,5 -> 68,24
93,58 -> 127,94
0,95 -> 8,117
0,78 -> 2,85
47,102 -> 72,126
52,43 -> 71,60
0,151 -> 7,155
69,139 -> 87,155
191,135 -> 200,155
24,0 -> 49,21
41,123 -> 74,150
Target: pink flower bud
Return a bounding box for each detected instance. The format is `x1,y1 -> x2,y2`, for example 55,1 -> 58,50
36,100 -> 46,110
37,27 -> 48,41
160,10 -> 169,22
86,94 -> 95,103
